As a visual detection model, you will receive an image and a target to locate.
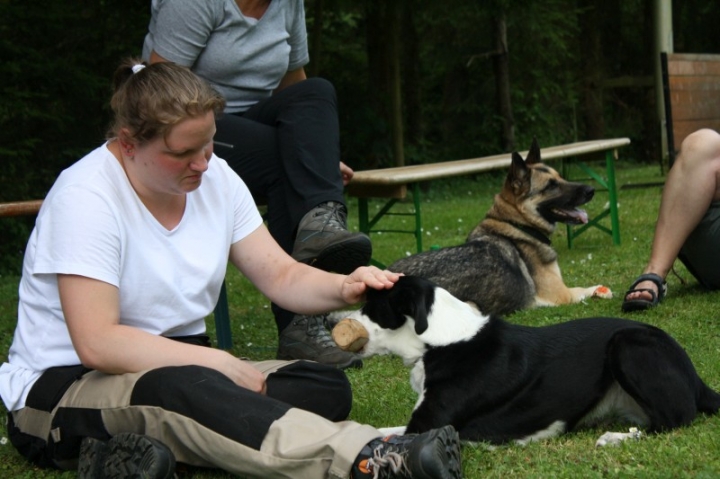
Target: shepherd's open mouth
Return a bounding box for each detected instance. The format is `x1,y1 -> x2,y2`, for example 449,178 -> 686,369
550,207 -> 588,224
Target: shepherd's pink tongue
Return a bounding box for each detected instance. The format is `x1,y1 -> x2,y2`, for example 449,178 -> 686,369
575,209 -> 589,224
565,208 -> 589,224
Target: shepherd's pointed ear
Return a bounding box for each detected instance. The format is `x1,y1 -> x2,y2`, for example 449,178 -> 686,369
526,137 -> 541,165
511,151 -> 526,168
506,151 -> 532,195
508,150 -> 529,179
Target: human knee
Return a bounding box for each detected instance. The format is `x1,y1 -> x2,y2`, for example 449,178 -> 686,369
130,365 -> 234,405
292,77 -> 337,102
677,129 -> 720,168
266,361 -> 353,421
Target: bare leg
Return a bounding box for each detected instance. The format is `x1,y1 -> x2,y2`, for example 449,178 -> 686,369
625,129 -> 720,302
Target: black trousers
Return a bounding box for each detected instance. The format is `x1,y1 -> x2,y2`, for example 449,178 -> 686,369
678,201 -> 720,290
214,78 -> 346,331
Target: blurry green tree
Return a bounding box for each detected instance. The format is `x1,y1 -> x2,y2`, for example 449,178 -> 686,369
1,0 -> 718,272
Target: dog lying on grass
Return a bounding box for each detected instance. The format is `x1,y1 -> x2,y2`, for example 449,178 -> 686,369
332,276 -> 720,446
388,139 -> 612,317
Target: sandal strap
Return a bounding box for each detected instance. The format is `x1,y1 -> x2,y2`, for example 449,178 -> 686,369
627,273 -> 667,301
623,287 -> 657,303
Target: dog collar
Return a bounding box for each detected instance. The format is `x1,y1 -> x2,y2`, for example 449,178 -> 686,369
510,222 -> 552,245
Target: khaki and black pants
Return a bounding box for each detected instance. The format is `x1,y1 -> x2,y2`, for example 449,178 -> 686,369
8,358 -> 381,478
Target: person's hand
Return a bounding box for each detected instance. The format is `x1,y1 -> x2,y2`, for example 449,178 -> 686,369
340,161 -> 354,186
219,355 -> 267,394
341,266 -> 401,304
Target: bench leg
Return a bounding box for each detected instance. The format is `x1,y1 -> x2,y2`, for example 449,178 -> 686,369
354,186 -> 424,267
358,198 -> 369,235
358,197 -> 389,268
605,149 -> 621,246
566,223 -> 574,249
411,182 -> 423,253
213,280 -> 233,350
564,149 -> 621,248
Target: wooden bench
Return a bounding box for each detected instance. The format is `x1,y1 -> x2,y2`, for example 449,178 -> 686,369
661,53 -> 720,167
346,138 -> 631,266
0,200 -> 235,350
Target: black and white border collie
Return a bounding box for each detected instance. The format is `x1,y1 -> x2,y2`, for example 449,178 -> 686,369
342,276 -> 720,445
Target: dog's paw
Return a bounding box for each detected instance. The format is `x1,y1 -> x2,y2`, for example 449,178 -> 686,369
591,285 -> 613,299
595,427 -> 642,447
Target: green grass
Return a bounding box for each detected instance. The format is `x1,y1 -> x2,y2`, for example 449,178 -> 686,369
2,162 -> 720,478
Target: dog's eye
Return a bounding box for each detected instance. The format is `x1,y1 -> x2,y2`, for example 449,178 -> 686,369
543,179 -> 559,191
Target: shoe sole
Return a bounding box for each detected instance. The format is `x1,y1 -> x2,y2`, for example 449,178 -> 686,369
440,426 -> 463,479
415,426 -> 463,479
277,350 -> 364,370
78,433 -> 176,479
296,235 -> 372,274
621,299 -> 656,312
78,436 -> 109,478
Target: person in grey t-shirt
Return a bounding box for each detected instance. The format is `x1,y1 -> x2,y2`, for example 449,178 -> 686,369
143,0 -> 372,368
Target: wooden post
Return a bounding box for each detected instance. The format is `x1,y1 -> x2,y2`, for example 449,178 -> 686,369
493,13 -> 515,152
389,1 -> 405,167
654,0 -> 674,162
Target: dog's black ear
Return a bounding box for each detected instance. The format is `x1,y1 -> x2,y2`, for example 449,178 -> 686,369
410,298 -> 430,335
387,277 -> 433,335
525,137 -> 541,165
362,288 -> 401,330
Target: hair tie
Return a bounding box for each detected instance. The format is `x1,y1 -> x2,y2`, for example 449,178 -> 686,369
131,64 -> 146,74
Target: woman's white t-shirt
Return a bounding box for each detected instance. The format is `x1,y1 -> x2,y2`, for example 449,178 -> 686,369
0,143 -> 263,411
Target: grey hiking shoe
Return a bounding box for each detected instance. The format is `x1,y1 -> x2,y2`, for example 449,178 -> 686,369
277,314 -> 363,369
351,425 -> 463,479
78,433 -> 176,479
292,201 -> 372,274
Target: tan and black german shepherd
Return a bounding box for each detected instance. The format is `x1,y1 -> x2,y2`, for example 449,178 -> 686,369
388,139 -> 612,316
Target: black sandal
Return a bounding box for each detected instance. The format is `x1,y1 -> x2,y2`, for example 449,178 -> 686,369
621,273 -> 668,312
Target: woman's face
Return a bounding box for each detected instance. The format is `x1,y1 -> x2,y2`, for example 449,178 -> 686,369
130,111 -> 216,196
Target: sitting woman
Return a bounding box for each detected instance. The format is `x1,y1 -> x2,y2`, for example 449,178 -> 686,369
0,59 -> 461,479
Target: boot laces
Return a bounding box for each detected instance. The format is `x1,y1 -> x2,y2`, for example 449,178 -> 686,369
314,202 -> 347,231
367,436 -> 412,478
303,315 -> 336,349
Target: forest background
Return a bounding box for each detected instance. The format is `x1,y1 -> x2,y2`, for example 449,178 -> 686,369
0,0 -> 719,273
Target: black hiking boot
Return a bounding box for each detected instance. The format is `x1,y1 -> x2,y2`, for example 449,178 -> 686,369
292,201 -> 372,274
352,426 -> 463,479
277,314 -> 363,369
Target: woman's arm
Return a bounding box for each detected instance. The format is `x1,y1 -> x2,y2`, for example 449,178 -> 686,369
274,67 -> 307,93
229,225 -> 399,313
149,50 -> 169,64
58,274 -> 266,393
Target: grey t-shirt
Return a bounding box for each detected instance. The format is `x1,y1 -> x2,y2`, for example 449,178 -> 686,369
143,0 -> 309,113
